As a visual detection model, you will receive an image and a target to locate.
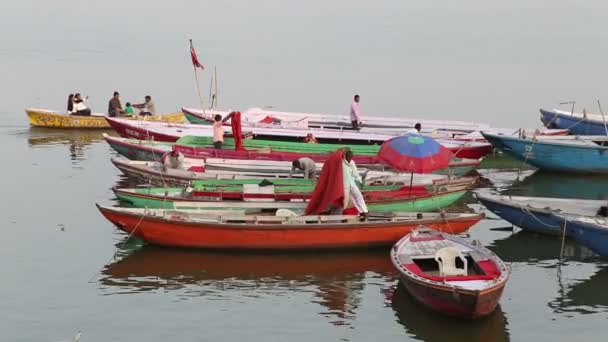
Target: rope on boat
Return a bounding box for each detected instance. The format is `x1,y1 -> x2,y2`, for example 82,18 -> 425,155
559,219 -> 568,260
87,207 -> 149,284
519,206 -> 570,260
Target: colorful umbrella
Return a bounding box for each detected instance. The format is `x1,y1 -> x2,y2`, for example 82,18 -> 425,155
377,133 -> 453,173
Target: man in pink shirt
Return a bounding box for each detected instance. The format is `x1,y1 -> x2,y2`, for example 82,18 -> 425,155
350,94 -> 362,129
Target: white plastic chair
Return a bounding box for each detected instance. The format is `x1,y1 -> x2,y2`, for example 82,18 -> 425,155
276,209 -> 298,217
434,247 -> 468,277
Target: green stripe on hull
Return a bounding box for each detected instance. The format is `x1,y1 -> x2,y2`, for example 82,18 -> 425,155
184,111 -> 212,125
116,190 -> 466,212
177,136 -> 380,155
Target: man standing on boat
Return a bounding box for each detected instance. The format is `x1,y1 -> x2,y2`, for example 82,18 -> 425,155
343,150 -> 368,218
350,94 -> 362,129
290,157 -> 317,179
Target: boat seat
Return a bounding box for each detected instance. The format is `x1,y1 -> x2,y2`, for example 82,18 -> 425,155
434,247 -> 468,277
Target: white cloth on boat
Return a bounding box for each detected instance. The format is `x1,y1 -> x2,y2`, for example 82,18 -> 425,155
343,159 -> 367,213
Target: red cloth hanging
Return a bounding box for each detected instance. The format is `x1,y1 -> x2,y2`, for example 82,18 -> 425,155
259,115 -> 275,124
230,111 -> 246,151
304,149 -> 346,215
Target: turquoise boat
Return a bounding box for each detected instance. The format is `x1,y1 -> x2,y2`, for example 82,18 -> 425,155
482,131 -> 608,174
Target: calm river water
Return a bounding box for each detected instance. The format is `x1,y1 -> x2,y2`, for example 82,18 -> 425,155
3,1 -> 608,341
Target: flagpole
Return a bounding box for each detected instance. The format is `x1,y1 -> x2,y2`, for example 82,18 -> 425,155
189,39 -> 205,115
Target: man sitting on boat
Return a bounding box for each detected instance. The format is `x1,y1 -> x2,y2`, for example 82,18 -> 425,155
70,93 -> 91,116
133,95 -> 156,116
161,150 -> 185,171
108,91 -> 124,117
303,133 -> 319,144
290,157 -> 317,179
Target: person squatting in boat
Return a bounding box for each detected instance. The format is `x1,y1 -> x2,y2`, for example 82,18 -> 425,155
290,157 -> 317,179
161,150 -> 185,171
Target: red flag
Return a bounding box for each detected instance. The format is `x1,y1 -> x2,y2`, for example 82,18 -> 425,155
189,40 -> 204,70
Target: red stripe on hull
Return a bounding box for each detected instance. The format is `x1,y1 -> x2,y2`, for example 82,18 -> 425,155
106,118 -> 179,142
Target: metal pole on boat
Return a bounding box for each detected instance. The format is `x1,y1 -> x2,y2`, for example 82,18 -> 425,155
208,70 -> 214,109
408,171 -> 414,197
214,66 -> 219,110
597,100 -> 608,136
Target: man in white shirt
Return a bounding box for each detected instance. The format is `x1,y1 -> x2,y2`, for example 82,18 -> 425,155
350,94 -> 362,129
134,95 -> 156,116
343,150 -> 368,218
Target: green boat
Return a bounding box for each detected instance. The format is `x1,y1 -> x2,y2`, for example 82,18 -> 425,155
113,181 -> 470,212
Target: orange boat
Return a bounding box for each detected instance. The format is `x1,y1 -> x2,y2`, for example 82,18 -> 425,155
96,205 -> 483,250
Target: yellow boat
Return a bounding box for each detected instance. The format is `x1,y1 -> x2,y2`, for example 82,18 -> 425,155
25,108 -> 184,129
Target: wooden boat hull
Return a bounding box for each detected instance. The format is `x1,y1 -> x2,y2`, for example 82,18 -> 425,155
391,229 -> 509,318
110,157 -> 461,187
106,117 -> 492,159
556,216 -> 608,256
541,108 -> 608,136
104,134 -> 480,175
114,188 -> 468,212
26,109 -> 184,128
97,205 -> 483,249
478,193 -> 608,256
398,274 -> 506,318
182,106 -> 491,132
482,131 -> 608,174
476,193 -> 565,235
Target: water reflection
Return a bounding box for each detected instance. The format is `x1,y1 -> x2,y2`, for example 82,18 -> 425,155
28,127 -> 110,162
391,283 -> 510,342
28,127 -> 108,146
100,243 -> 398,325
505,170 -> 608,200
488,231 -> 598,264
548,264 -> 608,315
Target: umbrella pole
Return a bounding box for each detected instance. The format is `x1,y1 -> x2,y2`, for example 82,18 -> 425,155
409,171 -> 414,197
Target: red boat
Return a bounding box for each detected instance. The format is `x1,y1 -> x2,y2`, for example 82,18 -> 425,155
105,117 -> 493,160
391,228 -> 509,318
97,205 -> 484,250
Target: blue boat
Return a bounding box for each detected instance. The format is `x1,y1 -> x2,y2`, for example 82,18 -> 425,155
481,131 -> 608,174
540,108 -> 608,136
476,193 -> 608,256
557,215 -> 608,257
476,193 -> 567,235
